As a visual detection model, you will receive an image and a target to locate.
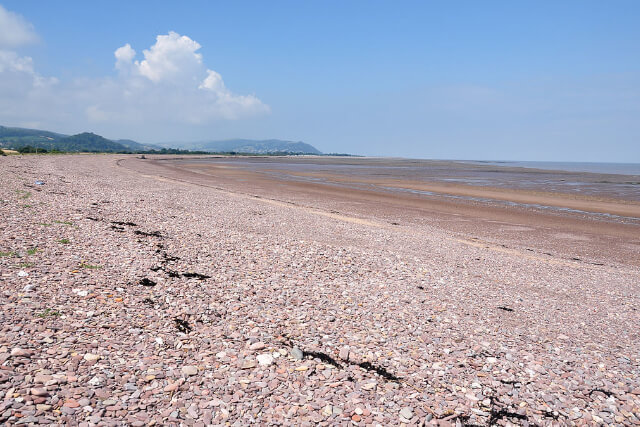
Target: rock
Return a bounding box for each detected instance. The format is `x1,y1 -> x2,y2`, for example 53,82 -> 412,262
182,365 -> 199,376
257,354 -> 274,366
400,407 -> 413,420
23,284 -> 36,292
36,404 -> 52,411
88,376 -> 104,387
64,399 -> 80,408
11,348 -> 32,357
17,271 -> 28,277
30,388 -> 49,397
322,405 -> 333,417
339,347 -> 350,360
291,347 -> 304,360
163,381 -> 182,392
83,353 -> 100,361
241,360 -> 257,369
249,342 -> 266,350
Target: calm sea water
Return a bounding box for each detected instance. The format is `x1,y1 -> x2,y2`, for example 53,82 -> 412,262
461,161 -> 640,176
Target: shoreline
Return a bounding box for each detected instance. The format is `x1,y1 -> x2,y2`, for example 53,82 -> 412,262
1,154 -> 639,425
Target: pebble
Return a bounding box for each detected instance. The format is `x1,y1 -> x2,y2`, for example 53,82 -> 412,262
291,347 -> 304,360
249,342 -> 266,350
182,366 -> 199,376
30,388 -> 49,396
11,348 -> 32,357
400,407 -> 413,420
64,399 -> 81,408
257,354 -> 274,366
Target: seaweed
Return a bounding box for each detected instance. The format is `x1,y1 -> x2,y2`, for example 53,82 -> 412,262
139,278 -> 157,287
174,318 -> 192,333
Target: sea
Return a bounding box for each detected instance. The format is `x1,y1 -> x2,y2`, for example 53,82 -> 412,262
460,161 -> 640,176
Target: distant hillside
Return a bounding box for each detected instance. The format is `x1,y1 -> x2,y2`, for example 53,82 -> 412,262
0,125 -> 151,153
191,139 -> 322,154
115,139 -> 163,152
55,133 -> 128,152
0,125 -> 66,150
0,125 -> 323,155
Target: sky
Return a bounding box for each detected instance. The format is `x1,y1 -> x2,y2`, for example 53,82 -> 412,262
0,1 -> 639,161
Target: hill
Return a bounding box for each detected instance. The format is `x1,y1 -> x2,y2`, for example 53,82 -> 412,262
0,126 -> 148,153
0,125 -> 66,150
0,125 -> 323,155
190,139 -> 322,154
115,139 -> 163,152
55,133 -> 128,152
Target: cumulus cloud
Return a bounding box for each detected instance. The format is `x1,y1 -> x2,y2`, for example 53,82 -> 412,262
103,31 -> 269,122
132,32 -> 203,83
114,43 -> 136,72
0,5 -> 38,48
0,12 -> 269,137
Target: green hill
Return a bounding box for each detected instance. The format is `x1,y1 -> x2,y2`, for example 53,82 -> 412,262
0,126 -> 139,153
0,125 -> 325,155
54,133 -> 128,152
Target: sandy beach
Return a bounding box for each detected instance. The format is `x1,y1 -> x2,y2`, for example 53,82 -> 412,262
1,154 -> 639,426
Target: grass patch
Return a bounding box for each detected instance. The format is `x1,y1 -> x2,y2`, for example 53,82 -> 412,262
39,222 -> 52,226
80,263 -> 102,269
19,262 -> 35,268
22,204 -> 32,208
53,220 -> 73,226
27,247 -> 38,255
37,308 -> 61,318
58,238 -> 70,244
0,251 -> 17,257
16,189 -> 31,199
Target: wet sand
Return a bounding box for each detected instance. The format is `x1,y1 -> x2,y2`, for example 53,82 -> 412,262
134,156 -> 640,268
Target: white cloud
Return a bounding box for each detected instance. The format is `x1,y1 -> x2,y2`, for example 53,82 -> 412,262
0,23 -> 269,137
132,31 -> 203,83
0,5 -> 38,48
114,43 -> 136,72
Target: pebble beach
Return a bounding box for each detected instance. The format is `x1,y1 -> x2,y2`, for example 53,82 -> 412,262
1,154 -> 639,426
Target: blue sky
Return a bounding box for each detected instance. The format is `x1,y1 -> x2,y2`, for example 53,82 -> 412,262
1,1 -> 639,161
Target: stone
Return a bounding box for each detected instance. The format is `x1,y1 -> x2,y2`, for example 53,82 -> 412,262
249,342 -> 266,350
182,365 -> 198,376
88,376 -> 104,386
291,347 -> 304,360
164,380 -> 183,392
339,347 -> 350,360
11,348 -> 32,357
30,388 -> 49,396
256,354 -> 274,366
400,407 -> 413,420
64,399 -> 80,408
83,353 -> 100,361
